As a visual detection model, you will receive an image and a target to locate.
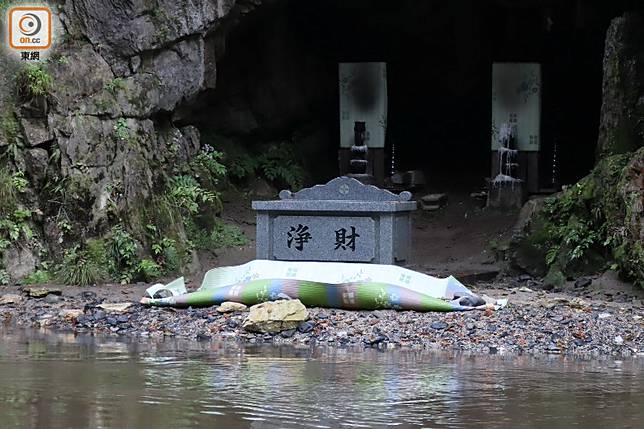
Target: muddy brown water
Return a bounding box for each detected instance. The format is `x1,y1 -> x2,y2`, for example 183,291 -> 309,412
0,328 -> 642,429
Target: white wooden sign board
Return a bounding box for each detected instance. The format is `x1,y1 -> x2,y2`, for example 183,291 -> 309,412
339,62 -> 387,149
491,63 -> 541,152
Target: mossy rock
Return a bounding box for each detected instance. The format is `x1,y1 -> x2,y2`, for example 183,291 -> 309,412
543,268 -> 566,290
511,149 -> 643,288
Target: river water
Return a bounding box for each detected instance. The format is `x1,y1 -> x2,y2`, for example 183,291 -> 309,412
0,328 -> 642,429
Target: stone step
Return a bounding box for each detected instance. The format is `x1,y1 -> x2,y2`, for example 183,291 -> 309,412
421,193 -> 447,204
420,193 -> 447,211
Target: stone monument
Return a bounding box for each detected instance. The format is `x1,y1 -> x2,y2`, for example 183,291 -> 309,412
252,176 -> 417,264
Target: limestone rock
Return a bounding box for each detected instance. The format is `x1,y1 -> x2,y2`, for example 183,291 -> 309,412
249,178 -> 277,198
97,302 -> 134,313
216,301 -> 248,313
596,12 -> 644,158
243,299 -> 309,333
48,43 -> 115,113
20,116 -> 53,147
24,148 -> 49,187
62,1 -> 230,71
0,294 -> 24,305
60,309 -> 85,321
2,247 -> 37,281
509,198 -> 549,277
25,287 -> 62,298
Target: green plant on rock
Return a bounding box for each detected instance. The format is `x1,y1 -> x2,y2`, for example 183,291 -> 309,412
0,209 -> 33,244
208,218 -> 249,248
530,152 -> 637,282
21,268 -> 52,285
257,142 -> 305,190
151,236 -> 181,272
0,269 -> 8,285
226,152 -> 257,181
135,259 -> 162,282
0,169 -> 22,212
11,171 -> 28,192
224,142 -> 305,190
104,77 -> 125,94
1,112 -> 24,162
18,63 -> 53,99
56,245 -> 107,286
167,175 -> 217,215
106,225 -> 139,283
190,148 -> 227,180
114,118 -> 130,141
187,218 -> 248,250
0,171 -> 32,265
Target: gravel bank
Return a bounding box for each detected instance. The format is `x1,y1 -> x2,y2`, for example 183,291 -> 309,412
1,284 -> 642,359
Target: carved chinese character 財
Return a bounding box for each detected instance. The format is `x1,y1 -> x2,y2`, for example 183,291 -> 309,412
334,226 -> 360,251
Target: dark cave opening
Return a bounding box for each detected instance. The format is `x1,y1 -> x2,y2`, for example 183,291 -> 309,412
184,0 -> 639,192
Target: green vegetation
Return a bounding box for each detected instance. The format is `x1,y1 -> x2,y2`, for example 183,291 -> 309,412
0,170 -> 25,212
0,168 -> 29,285
198,130 -> 307,191
257,142 -> 305,190
0,170 -> 32,252
56,245 -> 107,286
151,235 -> 181,272
520,150 -> 643,287
166,175 -> 217,215
188,218 -> 249,250
48,53 -> 69,65
1,110 -> 24,162
222,141 -> 305,190
18,63 -> 53,99
104,77 -> 125,94
114,118 -> 130,141
21,268 -> 52,285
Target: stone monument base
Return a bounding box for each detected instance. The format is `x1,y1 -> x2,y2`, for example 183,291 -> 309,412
487,181 -> 526,209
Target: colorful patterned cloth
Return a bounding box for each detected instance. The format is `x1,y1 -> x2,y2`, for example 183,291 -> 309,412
141,261 -> 499,312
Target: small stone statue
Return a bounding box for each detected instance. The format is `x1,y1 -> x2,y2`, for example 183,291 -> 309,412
348,121 -> 375,184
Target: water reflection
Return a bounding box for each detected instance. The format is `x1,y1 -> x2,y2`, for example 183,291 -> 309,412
0,328 -> 642,429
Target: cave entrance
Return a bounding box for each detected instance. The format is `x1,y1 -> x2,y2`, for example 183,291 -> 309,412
186,0 -> 619,195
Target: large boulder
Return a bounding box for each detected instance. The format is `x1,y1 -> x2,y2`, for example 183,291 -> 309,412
2,247 -> 38,281
509,197 -> 548,277
596,12 -> 644,158
243,299 -> 309,333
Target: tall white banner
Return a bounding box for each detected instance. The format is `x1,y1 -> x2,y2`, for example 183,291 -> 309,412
339,62 -> 388,149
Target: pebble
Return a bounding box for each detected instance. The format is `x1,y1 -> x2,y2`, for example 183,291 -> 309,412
44,294 -> 60,304
196,333 -> 212,341
297,321 -> 315,333
0,285 -> 641,358
430,321 -> 448,330
80,291 -> 98,301
575,278 -> 593,289
280,329 -> 296,338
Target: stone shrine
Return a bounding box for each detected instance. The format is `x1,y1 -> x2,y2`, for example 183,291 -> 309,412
252,177 -> 417,264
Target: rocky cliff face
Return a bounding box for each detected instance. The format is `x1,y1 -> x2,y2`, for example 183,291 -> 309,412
596,12 -> 644,158
0,1 -> 262,282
